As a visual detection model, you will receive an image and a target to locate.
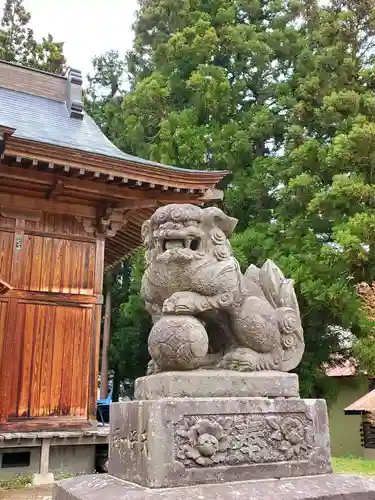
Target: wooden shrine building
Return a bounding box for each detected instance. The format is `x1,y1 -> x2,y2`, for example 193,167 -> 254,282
0,61 -> 226,479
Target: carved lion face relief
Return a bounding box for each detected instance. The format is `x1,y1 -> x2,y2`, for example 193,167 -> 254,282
142,204 -> 238,265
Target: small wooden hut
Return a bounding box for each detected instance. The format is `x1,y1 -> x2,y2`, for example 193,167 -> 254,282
0,60 -> 226,478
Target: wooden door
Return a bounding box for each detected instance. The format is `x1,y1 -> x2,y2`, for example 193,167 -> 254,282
6,303 -> 93,419
0,212 -> 103,430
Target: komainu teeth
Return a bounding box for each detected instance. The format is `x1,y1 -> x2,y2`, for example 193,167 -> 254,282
185,239 -> 192,249
165,240 -> 184,250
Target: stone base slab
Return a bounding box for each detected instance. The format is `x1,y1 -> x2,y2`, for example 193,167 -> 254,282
134,370 -> 299,399
54,474 -> 375,499
108,397 -> 331,488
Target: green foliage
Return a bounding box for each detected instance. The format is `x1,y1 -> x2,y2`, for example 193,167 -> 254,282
89,0 -> 375,395
108,253 -> 152,392
0,0 -> 66,74
353,337 -> 375,374
87,50 -> 126,99
0,473 -> 32,490
85,50 -> 125,140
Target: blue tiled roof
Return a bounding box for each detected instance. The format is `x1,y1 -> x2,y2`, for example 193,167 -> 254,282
0,87 -> 199,173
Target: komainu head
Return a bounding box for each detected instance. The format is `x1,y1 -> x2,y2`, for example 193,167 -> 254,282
142,204 -> 238,264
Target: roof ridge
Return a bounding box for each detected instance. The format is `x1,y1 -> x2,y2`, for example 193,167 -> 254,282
0,59 -> 67,80
0,84 -> 67,104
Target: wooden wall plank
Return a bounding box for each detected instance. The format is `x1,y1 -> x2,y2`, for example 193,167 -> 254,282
0,232 -> 13,283
0,301 -> 8,368
17,304 -> 35,417
29,236 -> 43,290
0,298 -> 18,422
0,301 -> 9,419
21,233 -> 34,290
70,241 -> 80,295
10,220 -> 25,288
38,306 -> 55,416
29,305 -> 46,417
51,238 -> 63,293
8,303 -> 26,417
40,238 -> 53,292
80,308 -> 92,416
59,307 -> 74,416
84,242 -> 95,295
50,306 -> 64,415
70,308 -> 81,416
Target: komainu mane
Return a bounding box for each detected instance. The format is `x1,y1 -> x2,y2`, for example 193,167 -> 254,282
141,204 -> 304,373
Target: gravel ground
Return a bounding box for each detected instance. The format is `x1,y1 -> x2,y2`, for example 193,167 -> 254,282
0,486 -> 53,500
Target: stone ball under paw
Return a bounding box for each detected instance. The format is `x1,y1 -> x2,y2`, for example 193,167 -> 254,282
148,315 -> 209,371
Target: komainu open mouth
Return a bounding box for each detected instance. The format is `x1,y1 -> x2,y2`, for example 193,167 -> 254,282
162,238 -> 201,252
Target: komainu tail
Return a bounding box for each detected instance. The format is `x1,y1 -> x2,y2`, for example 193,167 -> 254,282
245,259 -> 305,371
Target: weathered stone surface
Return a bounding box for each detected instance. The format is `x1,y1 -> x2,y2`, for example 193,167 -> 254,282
141,204 -> 305,374
135,370 -> 299,400
147,316 -> 209,371
108,398 -> 331,489
54,474 -> 375,500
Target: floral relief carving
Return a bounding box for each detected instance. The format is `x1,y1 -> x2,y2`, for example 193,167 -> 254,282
174,413 -> 315,468
267,416 -> 314,460
176,417 -> 232,466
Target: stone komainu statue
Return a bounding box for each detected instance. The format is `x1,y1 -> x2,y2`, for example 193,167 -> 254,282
141,204 -> 304,374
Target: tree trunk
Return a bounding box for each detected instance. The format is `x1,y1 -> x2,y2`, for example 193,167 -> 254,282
100,271 -> 113,399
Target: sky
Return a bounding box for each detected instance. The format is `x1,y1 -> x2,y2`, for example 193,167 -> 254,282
0,0 -> 138,78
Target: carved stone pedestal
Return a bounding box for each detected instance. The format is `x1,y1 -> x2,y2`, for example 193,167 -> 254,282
108,397 -> 331,488
54,377 -> 375,499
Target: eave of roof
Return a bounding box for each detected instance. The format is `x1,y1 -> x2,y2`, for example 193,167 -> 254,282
344,389 -> 375,415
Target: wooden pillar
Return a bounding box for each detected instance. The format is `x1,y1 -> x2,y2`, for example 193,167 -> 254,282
89,238 -> 105,423
100,271 -> 113,399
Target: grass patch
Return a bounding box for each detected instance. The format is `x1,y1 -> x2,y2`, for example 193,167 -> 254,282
0,470 -> 93,490
332,456 -> 375,476
0,473 -> 32,490
55,470 -> 86,481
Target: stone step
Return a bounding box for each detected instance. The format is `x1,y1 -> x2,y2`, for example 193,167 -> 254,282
54,474 -> 375,499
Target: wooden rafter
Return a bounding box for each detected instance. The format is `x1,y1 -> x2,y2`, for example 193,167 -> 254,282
4,138 -> 228,190
0,164 -> 206,203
